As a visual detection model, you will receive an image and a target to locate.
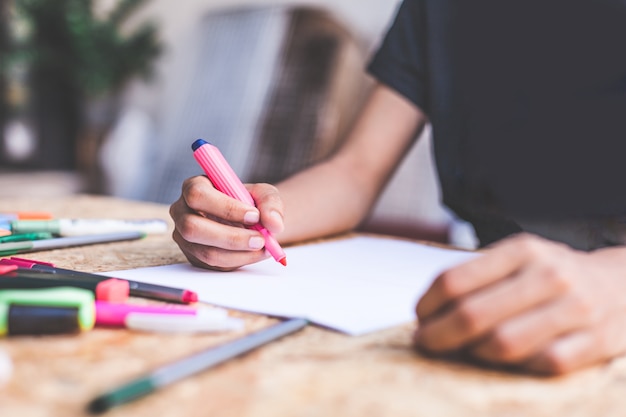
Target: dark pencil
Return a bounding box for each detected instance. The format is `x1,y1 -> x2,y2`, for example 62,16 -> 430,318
0,258 -> 198,304
0,270 -> 128,300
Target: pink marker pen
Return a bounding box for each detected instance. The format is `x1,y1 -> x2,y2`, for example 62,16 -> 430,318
95,301 -> 197,327
191,139 -> 287,266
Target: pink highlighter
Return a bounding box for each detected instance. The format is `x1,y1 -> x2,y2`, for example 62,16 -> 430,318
95,301 -> 197,327
191,139 -> 287,266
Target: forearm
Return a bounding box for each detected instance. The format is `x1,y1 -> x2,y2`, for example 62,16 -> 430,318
589,245 -> 626,275
274,83 -> 427,244
275,159 -> 375,244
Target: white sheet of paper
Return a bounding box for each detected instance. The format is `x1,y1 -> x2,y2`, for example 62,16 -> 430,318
106,236 -> 478,335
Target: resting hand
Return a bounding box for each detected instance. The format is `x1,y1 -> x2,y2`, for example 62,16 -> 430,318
415,233 -> 626,374
169,175 -> 285,271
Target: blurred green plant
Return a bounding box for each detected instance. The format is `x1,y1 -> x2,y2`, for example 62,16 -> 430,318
0,0 -> 162,169
7,0 -> 162,101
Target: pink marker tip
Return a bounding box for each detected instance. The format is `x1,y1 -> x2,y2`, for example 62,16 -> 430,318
182,290 -> 198,303
279,257 -> 287,266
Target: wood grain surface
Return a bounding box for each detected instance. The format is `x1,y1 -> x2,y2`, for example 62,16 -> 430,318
0,195 -> 625,417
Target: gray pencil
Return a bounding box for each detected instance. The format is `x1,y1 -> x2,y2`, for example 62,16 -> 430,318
87,317 -> 309,414
0,231 -> 145,255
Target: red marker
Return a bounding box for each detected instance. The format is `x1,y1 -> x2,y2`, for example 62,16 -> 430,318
192,139 -> 287,266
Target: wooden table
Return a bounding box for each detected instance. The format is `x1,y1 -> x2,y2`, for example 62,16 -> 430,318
0,195 -> 625,417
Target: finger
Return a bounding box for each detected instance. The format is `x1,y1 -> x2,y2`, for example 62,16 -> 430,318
415,258 -> 571,352
247,183 -> 285,234
417,234 -> 558,319
173,229 -> 270,271
523,314 -> 626,375
470,293 -> 598,364
171,202 -> 266,252
183,176 -> 260,226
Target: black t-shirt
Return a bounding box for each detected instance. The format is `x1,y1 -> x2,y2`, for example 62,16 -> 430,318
368,0 -> 626,243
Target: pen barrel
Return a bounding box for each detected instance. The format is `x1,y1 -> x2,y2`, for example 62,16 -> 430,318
0,273 -> 100,294
10,219 -> 167,236
95,301 -> 196,327
30,266 -> 193,304
126,282 -> 185,303
193,142 -> 255,206
0,232 -> 145,256
32,266 -> 107,282
88,377 -> 155,414
6,305 -> 81,335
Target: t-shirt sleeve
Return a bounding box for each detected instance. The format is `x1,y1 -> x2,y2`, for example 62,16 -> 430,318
367,0 -> 428,113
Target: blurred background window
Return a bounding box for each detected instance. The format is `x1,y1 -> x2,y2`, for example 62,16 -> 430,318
0,0 -> 476,248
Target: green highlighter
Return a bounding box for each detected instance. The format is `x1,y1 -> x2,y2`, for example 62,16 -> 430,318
0,232 -> 53,244
0,287 -> 95,336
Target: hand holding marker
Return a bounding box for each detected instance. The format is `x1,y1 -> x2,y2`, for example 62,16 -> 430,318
192,139 -> 287,266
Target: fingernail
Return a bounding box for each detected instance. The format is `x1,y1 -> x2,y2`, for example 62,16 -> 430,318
248,236 -> 265,249
244,211 -> 259,225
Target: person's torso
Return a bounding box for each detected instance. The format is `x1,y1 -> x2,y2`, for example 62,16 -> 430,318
413,0 -> 626,228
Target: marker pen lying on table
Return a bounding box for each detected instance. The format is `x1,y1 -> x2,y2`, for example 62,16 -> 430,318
0,232 -> 54,243
0,287 -> 95,336
192,139 -> 287,266
0,258 -> 198,304
10,218 -> 168,236
95,301 -> 198,327
95,301 -> 242,332
0,265 -> 129,302
0,231 -> 145,256
87,317 -> 308,414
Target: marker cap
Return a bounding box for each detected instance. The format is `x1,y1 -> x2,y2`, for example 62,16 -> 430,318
0,288 -> 95,335
95,279 -> 130,303
7,305 -> 81,335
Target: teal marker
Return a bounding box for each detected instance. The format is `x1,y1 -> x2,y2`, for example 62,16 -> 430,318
0,231 -> 145,256
0,232 -> 54,244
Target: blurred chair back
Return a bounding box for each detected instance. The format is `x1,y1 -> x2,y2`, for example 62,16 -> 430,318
101,5 -> 369,204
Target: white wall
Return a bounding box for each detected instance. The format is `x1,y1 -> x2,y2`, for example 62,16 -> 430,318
126,0 -> 401,110
135,0 -> 401,48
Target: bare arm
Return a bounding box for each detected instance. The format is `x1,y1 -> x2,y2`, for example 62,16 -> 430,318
276,83 -> 427,243
169,82 -> 426,269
